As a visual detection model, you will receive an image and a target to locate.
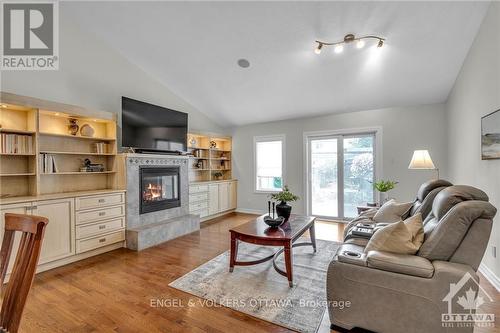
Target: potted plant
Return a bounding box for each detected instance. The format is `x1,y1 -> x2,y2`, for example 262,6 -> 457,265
269,185 -> 299,220
371,180 -> 398,204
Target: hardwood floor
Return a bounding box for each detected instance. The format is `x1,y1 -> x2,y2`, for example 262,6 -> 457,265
20,212 -> 499,333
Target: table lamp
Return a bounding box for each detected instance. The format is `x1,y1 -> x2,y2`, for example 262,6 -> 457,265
408,150 -> 439,179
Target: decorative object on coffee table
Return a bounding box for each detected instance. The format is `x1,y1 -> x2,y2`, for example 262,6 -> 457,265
264,201 -> 285,227
270,185 -> 299,220
371,180 -> 398,205
68,118 -> 79,135
80,123 -> 95,137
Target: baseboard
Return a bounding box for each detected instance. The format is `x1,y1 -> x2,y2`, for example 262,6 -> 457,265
479,263 -> 500,292
235,208 -> 264,215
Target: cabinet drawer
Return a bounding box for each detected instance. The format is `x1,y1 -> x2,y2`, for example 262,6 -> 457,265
76,193 -> 125,210
76,217 -> 125,239
191,208 -> 209,218
189,185 -> 208,194
190,201 -> 208,211
76,230 -> 125,254
76,205 -> 125,225
189,192 -> 208,203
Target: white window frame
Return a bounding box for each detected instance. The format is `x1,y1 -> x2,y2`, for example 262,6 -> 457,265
303,127 -> 383,220
254,134 -> 286,193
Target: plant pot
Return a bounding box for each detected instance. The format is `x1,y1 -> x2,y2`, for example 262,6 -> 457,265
276,201 -> 292,220
379,192 -> 388,205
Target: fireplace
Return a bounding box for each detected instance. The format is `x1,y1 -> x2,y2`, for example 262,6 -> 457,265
140,166 -> 180,214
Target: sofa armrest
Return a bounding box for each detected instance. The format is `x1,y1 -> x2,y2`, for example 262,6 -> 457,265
366,251 -> 435,278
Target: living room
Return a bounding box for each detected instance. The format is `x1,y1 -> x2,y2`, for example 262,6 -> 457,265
0,1 -> 498,333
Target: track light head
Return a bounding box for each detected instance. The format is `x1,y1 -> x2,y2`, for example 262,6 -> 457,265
314,43 -> 323,55
377,39 -> 384,48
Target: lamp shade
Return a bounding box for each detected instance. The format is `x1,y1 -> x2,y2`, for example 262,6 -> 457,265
408,150 -> 436,169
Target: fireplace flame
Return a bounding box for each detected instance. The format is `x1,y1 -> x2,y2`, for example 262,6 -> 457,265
143,183 -> 163,201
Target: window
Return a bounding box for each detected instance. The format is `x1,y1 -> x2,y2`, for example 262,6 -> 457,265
254,135 -> 285,192
307,132 -> 377,219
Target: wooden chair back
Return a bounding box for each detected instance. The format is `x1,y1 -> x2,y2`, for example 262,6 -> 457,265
0,213 -> 48,333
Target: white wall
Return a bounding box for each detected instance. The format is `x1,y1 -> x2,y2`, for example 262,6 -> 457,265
0,3 -> 223,136
231,104 -> 448,215
446,3 -> 500,281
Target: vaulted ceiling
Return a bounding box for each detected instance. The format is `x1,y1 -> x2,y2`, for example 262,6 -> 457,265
67,1 -> 490,127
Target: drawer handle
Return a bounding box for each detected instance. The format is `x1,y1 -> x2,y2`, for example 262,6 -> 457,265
99,238 -> 106,243
99,212 -> 106,216
98,199 -> 105,203
99,225 -> 106,230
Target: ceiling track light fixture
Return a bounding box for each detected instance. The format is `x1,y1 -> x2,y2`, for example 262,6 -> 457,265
314,33 -> 385,54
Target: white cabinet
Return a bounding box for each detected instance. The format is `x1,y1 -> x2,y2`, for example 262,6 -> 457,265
208,184 -> 219,215
189,180 -> 237,220
218,182 -> 230,212
33,198 -> 75,264
229,181 -> 237,209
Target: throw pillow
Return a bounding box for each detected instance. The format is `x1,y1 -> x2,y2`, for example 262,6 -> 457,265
373,199 -> 413,223
364,213 -> 424,255
404,213 -> 424,248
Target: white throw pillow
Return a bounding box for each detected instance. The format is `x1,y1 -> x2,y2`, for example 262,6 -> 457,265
373,199 -> 413,223
365,213 -> 424,255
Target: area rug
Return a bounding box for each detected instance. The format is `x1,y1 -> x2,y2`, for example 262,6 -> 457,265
169,239 -> 340,333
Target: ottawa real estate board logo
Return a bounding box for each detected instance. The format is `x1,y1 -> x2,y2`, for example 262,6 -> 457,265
442,272 -> 495,329
1,1 -> 59,70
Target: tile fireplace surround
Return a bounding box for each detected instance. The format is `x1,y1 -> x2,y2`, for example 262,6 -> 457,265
124,154 -> 200,251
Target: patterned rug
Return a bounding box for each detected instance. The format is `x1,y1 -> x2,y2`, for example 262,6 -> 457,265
169,239 -> 340,333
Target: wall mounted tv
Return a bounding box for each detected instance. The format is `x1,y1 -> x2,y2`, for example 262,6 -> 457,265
121,97 -> 188,153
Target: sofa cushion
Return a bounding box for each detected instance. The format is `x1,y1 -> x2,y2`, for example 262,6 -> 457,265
365,214 -> 424,255
373,199 -> 413,223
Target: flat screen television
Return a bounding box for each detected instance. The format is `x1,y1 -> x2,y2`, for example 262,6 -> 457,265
121,97 -> 188,153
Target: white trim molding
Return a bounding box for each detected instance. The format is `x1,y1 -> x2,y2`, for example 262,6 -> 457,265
253,134 -> 286,193
479,263 -> 500,292
235,208 -> 265,215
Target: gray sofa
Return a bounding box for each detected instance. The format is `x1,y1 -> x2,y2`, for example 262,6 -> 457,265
327,185 -> 496,333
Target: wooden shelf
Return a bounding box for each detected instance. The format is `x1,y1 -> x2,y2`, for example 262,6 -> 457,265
39,132 -> 116,141
40,171 -> 116,175
0,128 -> 36,135
0,173 -> 36,177
210,158 -> 230,160
0,153 -> 35,156
40,151 -> 116,156
189,169 -> 211,171
188,146 -> 209,150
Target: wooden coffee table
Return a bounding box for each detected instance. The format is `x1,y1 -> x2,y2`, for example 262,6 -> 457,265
229,214 -> 316,287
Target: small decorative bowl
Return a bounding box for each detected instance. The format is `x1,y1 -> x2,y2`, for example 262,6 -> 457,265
263,215 -> 285,228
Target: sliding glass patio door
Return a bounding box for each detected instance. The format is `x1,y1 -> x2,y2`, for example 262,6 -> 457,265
307,133 -> 375,219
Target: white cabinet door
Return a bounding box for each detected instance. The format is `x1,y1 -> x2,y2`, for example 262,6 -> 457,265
33,198 -> 75,264
0,202 -> 32,273
219,183 -> 230,212
208,184 -> 219,215
229,181 -> 237,210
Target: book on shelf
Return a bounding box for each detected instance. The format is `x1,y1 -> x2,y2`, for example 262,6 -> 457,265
39,153 -> 58,173
0,133 -> 33,154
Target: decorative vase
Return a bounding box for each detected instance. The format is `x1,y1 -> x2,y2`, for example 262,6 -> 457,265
276,201 -> 292,220
80,124 -> 95,137
68,119 -> 79,136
